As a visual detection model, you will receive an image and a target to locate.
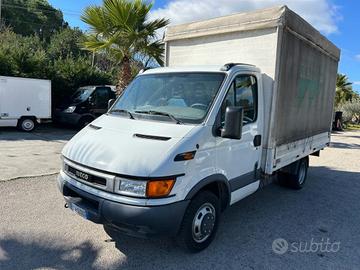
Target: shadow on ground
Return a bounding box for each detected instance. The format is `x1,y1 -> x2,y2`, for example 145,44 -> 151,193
330,141 -> 360,149
0,238 -> 104,270
1,166 -> 360,269
0,124 -> 77,142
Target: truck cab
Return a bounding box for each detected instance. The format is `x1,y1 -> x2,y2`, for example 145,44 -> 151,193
55,85 -> 116,128
58,64 -> 267,251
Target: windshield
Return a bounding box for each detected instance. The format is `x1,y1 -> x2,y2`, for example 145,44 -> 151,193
71,88 -> 94,103
110,72 -> 225,124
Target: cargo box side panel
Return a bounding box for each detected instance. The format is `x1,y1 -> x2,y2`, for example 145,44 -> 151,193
166,28 -> 278,78
273,28 -> 338,146
0,77 -> 52,120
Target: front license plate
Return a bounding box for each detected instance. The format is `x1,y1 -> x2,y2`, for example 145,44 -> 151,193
69,203 -> 87,219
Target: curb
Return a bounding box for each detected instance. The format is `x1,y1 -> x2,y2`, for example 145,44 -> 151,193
0,172 -> 58,182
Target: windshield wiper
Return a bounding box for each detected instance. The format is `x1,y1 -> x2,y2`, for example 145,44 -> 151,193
109,109 -> 135,119
134,110 -> 183,124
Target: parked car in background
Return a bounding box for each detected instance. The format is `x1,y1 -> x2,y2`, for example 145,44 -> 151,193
0,76 -> 51,132
55,85 -> 116,128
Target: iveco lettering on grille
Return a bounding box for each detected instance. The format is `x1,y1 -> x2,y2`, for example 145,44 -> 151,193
75,171 -> 89,181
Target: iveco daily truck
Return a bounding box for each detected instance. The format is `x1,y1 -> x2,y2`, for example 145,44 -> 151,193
57,6 -> 340,252
0,76 -> 51,132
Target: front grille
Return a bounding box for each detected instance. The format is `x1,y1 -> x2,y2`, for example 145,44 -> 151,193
66,165 -> 107,186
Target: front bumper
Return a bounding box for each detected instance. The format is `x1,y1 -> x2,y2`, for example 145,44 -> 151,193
54,110 -> 81,126
58,174 -> 189,237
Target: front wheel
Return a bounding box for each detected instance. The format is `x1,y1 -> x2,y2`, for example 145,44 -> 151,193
176,191 -> 220,252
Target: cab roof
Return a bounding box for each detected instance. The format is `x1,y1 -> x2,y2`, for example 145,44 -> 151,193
142,64 -> 260,75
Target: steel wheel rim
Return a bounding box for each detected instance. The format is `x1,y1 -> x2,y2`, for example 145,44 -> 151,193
22,120 -> 34,131
192,202 -> 216,243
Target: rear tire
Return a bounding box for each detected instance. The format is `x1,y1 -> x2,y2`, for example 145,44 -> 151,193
278,157 -> 309,189
17,118 -> 36,132
176,191 -> 220,253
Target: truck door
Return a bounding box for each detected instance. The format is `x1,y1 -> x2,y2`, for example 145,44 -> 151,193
90,87 -> 112,117
215,74 -> 262,204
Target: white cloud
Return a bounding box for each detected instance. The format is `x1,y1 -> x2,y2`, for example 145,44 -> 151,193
150,0 -> 341,36
355,54 -> 360,61
354,81 -> 360,85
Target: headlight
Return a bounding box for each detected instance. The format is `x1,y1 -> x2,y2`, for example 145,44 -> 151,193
115,178 -> 175,198
117,178 -> 147,197
64,106 -> 76,113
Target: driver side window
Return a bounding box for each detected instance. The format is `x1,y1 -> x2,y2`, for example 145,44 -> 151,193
221,74 -> 258,125
93,87 -> 110,109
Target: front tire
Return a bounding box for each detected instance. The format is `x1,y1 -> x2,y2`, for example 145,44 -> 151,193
177,191 -> 220,252
18,118 -> 36,132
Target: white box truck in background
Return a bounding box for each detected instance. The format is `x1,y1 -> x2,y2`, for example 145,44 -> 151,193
0,76 -> 51,131
57,6 -> 339,252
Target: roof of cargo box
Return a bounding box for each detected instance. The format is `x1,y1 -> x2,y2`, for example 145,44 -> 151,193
164,5 -> 340,61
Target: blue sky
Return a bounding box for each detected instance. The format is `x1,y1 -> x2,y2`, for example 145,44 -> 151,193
48,0 -> 359,93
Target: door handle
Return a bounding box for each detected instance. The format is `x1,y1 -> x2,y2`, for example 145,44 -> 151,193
253,135 -> 261,147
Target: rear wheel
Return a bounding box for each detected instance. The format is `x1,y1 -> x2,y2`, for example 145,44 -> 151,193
176,191 -> 220,252
18,118 -> 36,132
278,157 -> 309,189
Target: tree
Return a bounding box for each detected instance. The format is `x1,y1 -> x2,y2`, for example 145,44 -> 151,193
81,0 -> 169,95
2,0 -> 66,41
48,57 -> 112,107
339,100 -> 360,124
335,74 -> 355,108
47,28 -> 86,60
0,29 -> 47,78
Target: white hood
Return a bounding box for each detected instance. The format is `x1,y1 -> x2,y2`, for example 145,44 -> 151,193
62,115 -> 196,176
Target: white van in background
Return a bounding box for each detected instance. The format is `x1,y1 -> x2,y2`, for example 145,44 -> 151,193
0,76 -> 51,132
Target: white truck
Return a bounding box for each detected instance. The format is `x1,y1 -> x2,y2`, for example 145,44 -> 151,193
57,6 -> 339,252
0,76 -> 51,131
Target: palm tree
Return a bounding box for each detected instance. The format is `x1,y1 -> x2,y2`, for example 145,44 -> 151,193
81,0 -> 169,96
335,74 -> 353,108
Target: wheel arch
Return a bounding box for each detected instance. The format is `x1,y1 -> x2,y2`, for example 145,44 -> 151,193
185,174 -> 231,212
18,115 -> 37,121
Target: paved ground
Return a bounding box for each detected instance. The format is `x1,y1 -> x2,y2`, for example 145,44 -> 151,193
0,125 -> 76,181
0,130 -> 359,269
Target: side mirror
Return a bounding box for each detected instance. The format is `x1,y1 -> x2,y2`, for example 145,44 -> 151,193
88,95 -> 95,105
108,99 -> 115,110
221,107 -> 243,140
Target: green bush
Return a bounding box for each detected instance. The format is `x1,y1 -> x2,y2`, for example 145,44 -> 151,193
339,100 -> 360,125
0,51 -> 16,76
47,28 -> 86,60
0,30 -> 48,78
48,57 -> 112,107
0,28 -> 114,109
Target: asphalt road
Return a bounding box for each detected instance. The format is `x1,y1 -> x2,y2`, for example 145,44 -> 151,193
0,125 -> 76,181
0,131 -> 359,270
